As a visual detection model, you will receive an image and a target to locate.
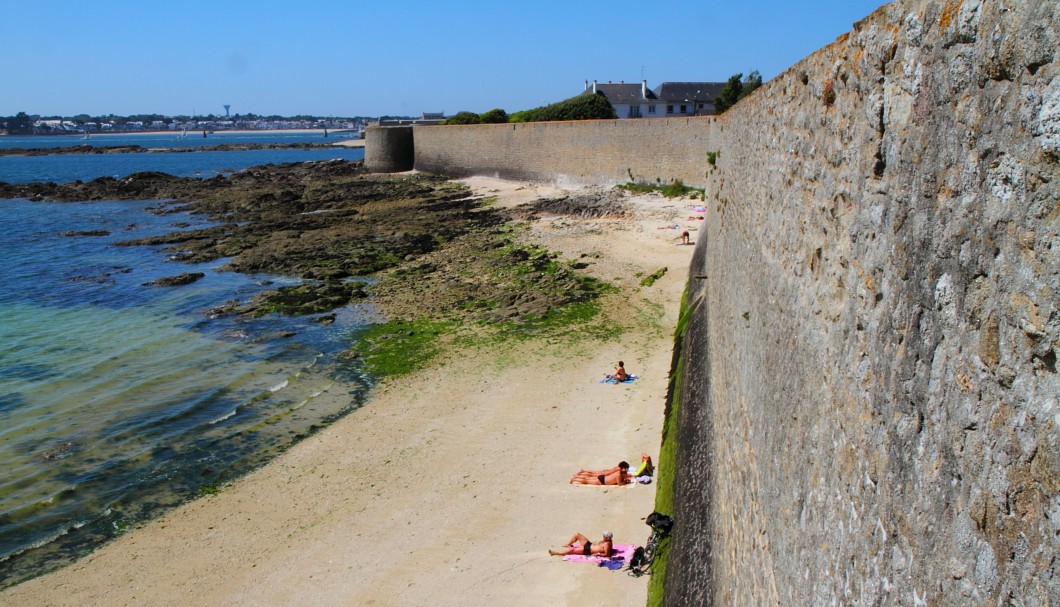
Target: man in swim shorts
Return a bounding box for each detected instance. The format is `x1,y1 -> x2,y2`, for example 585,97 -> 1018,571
548,531 -> 613,557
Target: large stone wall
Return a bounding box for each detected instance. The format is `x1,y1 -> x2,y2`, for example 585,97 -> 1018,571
362,0 -> 1058,604
668,0 -> 1058,605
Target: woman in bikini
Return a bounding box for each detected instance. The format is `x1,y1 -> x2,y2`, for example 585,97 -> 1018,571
548,531 -> 613,557
607,361 -> 630,382
570,461 -> 631,485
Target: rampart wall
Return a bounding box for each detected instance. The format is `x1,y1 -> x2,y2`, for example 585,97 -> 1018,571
669,1 -> 1058,604
411,117 -> 718,188
365,0 -> 1059,604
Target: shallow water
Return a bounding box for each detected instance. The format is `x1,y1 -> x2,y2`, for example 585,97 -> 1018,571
0,168 -> 375,586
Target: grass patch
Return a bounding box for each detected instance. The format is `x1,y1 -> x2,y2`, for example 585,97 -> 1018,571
617,179 -> 704,200
352,221 -> 625,377
646,283 -> 693,606
357,318 -> 455,377
198,484 -> 222,497
640,267 -> 667,287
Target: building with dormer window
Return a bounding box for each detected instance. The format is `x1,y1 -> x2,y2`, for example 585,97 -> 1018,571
584,79 -> 729,118
653,82 -> 728,116
583,80 -> 658,119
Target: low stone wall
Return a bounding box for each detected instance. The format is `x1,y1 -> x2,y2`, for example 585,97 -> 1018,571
411,117 -> 717,188
667,0 -> 1059,605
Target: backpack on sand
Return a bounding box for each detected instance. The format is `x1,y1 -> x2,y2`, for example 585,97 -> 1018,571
626,546 -> 649,576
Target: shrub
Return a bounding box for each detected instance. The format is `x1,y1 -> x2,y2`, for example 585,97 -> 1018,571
479,108 -> 508,124
509,93 -> 617,123
508,108 -> 540,123
444,111 -> 481,125
619,179 -> 703,199
823,80 -> 836,106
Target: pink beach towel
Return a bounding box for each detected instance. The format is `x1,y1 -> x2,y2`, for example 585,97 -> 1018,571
563,543 -> 636,564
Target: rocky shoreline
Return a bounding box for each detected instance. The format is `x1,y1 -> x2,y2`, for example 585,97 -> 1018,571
1,159 -> 621,331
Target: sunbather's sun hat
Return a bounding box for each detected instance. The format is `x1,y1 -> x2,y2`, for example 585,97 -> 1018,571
603,531 -> 613,538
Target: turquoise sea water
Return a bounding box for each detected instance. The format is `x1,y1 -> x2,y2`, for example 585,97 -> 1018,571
0,137 -> 373,587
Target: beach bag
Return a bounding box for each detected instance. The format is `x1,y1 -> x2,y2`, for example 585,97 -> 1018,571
635,455 -> 654,477
626,546 -> 648,577
645,511 -> 674,535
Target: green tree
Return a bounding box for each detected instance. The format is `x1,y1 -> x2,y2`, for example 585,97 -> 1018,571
741,70 -> 762,99
714,71 -> 763,114
510,93 -> 616,123
479,108 -> 508,124
444,111 -> 482,125
4,111 -> 34,134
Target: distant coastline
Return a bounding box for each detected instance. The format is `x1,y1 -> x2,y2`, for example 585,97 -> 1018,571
0,128 -> 359,138
0,141 -> 362,156
0,129 -> 364,156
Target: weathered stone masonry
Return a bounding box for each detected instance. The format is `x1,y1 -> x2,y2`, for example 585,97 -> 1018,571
367,116 -> 720,188
367,0 -> 1059,604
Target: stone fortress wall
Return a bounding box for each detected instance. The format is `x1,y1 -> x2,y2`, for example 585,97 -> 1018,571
366,0 -> 1059,604
410,117 -> 717,188
668,1 -> 1057,604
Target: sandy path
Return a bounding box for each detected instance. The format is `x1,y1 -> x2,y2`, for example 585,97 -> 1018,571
1,177 -> 698,607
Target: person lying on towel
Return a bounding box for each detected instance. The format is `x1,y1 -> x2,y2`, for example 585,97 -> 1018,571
570,461 -> 631,485
549,531 -> 613,557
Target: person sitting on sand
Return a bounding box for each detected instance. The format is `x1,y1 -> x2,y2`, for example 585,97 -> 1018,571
570,461 -> 631,485
606,361 -> 630,382
680,230 -> 690,245
549,531 -> 613,557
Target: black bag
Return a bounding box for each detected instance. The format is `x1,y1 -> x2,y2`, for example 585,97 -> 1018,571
626,546 -> 648,576
645,511 -> 674,535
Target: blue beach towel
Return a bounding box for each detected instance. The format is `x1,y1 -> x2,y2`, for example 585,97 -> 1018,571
600,374 -> 638,384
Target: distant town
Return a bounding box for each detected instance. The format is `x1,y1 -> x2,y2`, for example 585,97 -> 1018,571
3,74 -> 761,136
0,111 -> 405,136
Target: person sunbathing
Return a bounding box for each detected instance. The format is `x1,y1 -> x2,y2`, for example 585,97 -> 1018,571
606,361 -> 630,382
570,461 -> 631,485
548,531 -> 613,557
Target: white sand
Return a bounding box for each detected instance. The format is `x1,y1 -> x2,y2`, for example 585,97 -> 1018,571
0,177 -> 698,607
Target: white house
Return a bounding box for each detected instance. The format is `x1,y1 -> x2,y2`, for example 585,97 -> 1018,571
583,80 -> 661,118
584,80 -> 729,118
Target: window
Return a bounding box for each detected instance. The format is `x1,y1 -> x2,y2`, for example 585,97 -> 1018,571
680,104 -> 687,114
628,106 -> 642,118
667,105 -> 674,114
648,105 -> 656,114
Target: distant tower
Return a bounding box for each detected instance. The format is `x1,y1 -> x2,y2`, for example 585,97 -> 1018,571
224,104 -> 231,117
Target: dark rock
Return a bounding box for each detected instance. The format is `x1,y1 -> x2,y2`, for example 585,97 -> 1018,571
145,272 -> 205,287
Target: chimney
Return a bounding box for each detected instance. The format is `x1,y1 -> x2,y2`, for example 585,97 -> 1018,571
592,80 -> 598,94
642,80 -> 647,98
584,79 -> 589,92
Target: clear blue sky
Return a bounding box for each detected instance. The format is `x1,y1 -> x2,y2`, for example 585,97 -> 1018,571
4,0 -> 886,118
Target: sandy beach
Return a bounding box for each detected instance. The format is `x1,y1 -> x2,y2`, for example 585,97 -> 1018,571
0,177 -> 697,607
